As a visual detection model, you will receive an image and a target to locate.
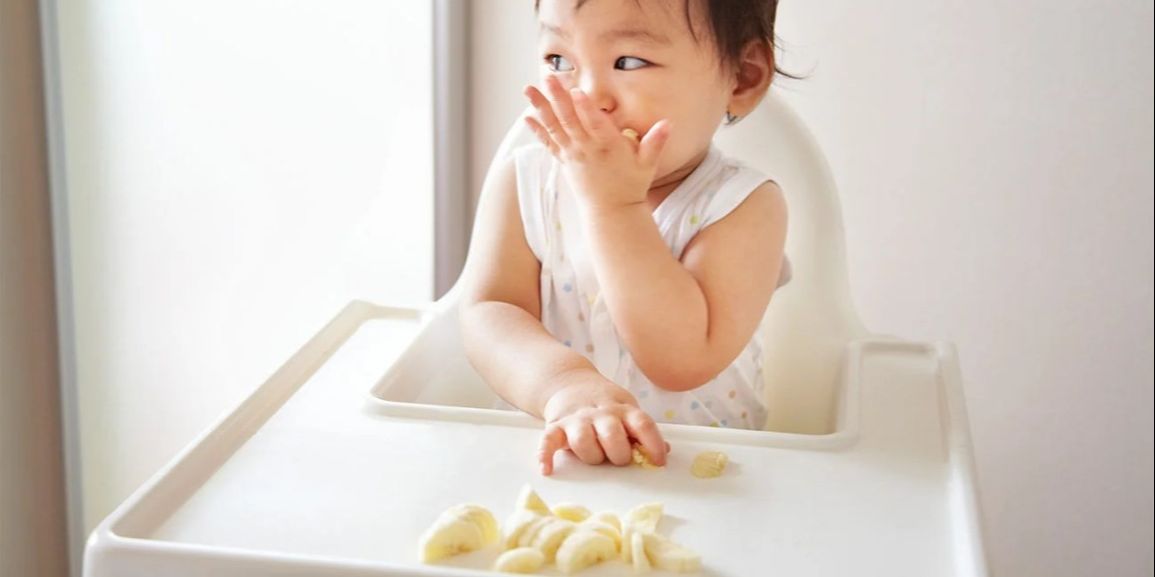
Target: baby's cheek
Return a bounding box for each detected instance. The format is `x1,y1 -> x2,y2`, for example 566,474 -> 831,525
655,136 -> 702,179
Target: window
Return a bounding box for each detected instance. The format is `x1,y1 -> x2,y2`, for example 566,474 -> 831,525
47,0 -> 451,544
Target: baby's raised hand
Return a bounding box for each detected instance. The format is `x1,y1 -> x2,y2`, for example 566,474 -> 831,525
523,76 -> 672,214
538,369 -> 669,476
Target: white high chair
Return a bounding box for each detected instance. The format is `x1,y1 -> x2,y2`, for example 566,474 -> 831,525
83,91 -> 990,577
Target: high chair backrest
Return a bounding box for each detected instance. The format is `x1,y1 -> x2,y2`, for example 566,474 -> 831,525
457,89 -> 868,435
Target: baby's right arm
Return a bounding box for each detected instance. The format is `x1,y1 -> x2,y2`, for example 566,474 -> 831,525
458,155 -> 668,475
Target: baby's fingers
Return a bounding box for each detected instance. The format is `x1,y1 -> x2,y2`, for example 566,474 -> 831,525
569,88 -> 616,143
538,425 -> 568,476
594,416 -> 633,466
624,409 -> 668,467
524,85 -> 571,148
565,421 -> 607,466
544,76 -> 587,143
524,116 -> 560,157
639,119 -> 673,169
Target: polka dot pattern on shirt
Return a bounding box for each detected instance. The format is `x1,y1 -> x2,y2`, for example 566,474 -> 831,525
513,143 -> 770,431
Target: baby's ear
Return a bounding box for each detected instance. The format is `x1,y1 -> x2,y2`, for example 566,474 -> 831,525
728,40 -> 774,117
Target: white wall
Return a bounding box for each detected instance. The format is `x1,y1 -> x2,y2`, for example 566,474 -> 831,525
54,0 -> 434,533
470,2 -> 1154,576
468,5 -> 537,207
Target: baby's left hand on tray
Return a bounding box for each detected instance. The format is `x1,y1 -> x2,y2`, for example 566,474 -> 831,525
537,369 -> 668,476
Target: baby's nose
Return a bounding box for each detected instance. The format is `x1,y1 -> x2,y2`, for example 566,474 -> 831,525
588,93 -> 615,115
578,78 -> 615,114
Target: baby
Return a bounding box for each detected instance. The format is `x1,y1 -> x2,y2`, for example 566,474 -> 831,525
460,0 -> 790,475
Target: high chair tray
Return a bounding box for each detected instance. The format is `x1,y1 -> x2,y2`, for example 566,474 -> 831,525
83,301 -> 987,577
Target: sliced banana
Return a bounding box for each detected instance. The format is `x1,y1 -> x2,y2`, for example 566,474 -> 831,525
516,515 -> 554,549
418,515 -> 486,563
621,524 -> 634,563
515,484 -> 551,515
552,503 -> 591,523
493,547 -> 545,574
555,531 -> 618,575
630,530 -> 651,573
690,451 -> 729,478
503,509 -> 544,550
445,504 -> 499,544
591,511 -> 621,532
422,490 -> 703,572
621,128 -> 640,142
577,519 -> 621,550
642,532 -> 701,573
624,502 -> 664,534
531,517 -> 577,562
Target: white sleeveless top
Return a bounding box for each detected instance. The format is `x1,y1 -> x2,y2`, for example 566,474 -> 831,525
514,143 -> 785,430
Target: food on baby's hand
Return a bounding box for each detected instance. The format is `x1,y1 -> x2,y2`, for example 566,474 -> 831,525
630,442 -> 660,469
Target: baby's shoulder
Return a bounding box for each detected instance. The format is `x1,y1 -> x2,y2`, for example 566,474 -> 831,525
692,156 -> 783,230
510,143 -> 556,194
734,180 -> 786,223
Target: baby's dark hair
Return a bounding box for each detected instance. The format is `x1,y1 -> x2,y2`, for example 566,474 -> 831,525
534,0 -> 795,80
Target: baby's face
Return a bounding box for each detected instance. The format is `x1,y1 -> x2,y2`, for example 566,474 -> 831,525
536,0 -> 733,181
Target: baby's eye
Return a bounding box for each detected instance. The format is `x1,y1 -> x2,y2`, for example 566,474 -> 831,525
545,54 -> 574,72
614,56 -> 649,71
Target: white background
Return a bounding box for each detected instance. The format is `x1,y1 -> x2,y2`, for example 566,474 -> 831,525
469,2 -> 1154,576
55,0 -> 435,531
